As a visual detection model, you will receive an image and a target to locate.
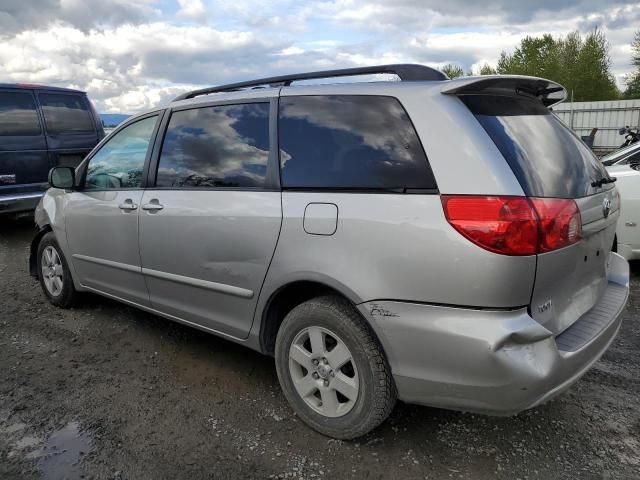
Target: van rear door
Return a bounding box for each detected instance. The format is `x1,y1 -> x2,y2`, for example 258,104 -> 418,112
459,92 -> 619,335
0,89 -> 49,203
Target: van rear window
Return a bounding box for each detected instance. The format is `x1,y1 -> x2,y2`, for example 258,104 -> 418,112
461,95 -> 609,198
39,93 -> 95,135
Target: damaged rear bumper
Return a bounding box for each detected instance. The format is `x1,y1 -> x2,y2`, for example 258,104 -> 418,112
358,253 -> 630,415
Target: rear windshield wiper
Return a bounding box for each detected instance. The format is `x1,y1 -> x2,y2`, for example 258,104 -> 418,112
591,177 -> 617,188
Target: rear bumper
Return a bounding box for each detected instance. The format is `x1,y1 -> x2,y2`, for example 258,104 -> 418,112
358,252 -> 630,415
0,191 -> 44,214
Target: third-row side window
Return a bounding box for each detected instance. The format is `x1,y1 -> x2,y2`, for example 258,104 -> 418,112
156,103 -> 270,188
38,93 -> 95,134
278,95 -> 437,190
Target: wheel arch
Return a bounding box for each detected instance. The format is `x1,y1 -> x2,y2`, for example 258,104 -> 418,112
256,276 -> 390,364
29,224 -> 52,277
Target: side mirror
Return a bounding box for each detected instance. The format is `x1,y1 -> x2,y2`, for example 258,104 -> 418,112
49,166 -> 75,189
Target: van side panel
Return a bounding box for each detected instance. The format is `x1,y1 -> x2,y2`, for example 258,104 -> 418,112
260,192 -> 536,308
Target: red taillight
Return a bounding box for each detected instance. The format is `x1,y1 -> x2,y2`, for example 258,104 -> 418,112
529,198 -> 582,252
441,195 -> 582,256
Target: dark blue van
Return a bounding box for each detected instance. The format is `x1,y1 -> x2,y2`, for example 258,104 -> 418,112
0,84 -> 105,215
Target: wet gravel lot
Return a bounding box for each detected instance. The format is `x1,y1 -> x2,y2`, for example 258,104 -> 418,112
1,217 -> 639,480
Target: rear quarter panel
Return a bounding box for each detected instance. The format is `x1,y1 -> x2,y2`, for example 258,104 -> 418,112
257,192 -> 536,309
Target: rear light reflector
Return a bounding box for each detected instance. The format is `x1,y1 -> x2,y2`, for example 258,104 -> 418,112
441,195 -> 582,256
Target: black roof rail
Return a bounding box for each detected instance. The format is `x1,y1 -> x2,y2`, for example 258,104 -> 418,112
173,64 -> 448,101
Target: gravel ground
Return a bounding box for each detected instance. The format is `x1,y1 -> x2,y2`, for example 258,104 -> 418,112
1,217 -> 639,480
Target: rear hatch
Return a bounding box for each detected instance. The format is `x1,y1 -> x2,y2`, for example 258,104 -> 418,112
454,84 -> 618,335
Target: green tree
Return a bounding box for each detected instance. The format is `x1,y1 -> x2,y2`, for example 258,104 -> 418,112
478,63 -> 497,75
441,63 -> 464,79
497,29 -> 619,101
624,31 -> 640,99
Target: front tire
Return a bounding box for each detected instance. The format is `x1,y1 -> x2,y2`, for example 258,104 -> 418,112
275,295 -> 396,439
37,232 -> 78,308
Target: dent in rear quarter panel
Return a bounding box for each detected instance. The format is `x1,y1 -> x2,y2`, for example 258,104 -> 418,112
257,192 -> 536,310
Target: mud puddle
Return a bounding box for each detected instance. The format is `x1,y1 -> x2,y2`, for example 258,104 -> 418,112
33,421 -> 93,480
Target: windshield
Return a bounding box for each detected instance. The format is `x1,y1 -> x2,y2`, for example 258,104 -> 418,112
601,143 -> 640,166
462,95 -> 610,198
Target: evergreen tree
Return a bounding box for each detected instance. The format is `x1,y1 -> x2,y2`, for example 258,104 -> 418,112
478,63 -> 497,75
496,30 -> 619,101
623,31 -> 640,99
441,63 -> 464,79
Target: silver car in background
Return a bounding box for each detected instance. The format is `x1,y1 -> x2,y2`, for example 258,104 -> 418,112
31,65 -> 629,439
601,142 -> 640,166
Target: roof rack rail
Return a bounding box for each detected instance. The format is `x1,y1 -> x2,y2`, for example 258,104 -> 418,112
173,64 -> 448,101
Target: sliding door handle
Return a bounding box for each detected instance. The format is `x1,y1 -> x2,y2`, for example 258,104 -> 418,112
142,200 -> 164,212
118,199 -> 138,211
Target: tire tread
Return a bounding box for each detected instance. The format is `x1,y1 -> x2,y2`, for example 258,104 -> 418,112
275,295 -> 396,439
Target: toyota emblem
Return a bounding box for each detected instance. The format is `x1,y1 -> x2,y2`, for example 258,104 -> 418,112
602,197 -> 611,218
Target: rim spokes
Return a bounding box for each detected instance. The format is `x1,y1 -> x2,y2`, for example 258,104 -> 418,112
293,374 -> 317,398
42,246 -> 64,297
308,327 -> 325,356
326,342 -> 351,369
288,326 -> 359,418
332,372 -> 358,401
53,276 -> 63,293
289,344 -> 314,370
320,388 -> 339,416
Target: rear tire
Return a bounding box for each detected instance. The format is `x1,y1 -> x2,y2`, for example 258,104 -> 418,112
37,232 -> 78,308
275,295 -> 396,439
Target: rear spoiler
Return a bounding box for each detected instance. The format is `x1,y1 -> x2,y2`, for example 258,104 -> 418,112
441,75 -> 566,107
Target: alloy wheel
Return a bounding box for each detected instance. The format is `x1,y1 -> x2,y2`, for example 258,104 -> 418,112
288,326 -> 359,418
41,245 -> 64,297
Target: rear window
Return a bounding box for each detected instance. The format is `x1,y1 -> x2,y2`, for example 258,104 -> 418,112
38,93 -> 95,134
462,95 -> 609,198
0,91 -> 41,136
279,95 -> 436,190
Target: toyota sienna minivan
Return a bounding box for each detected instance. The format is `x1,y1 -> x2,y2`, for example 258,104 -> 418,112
30,65 -> 629,439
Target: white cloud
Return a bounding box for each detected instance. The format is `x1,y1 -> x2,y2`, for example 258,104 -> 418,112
279,46 -> 305,56
0,0 -> 159,34
0,22 -> 283,112
0,0 -> 637,112
177,0 -> 207,21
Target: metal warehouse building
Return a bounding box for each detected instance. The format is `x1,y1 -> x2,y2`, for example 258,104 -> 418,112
553,99 -> 640,156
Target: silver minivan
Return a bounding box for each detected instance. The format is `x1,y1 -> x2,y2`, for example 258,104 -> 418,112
31,65 -> 629,439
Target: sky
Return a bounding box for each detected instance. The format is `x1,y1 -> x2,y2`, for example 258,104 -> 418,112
0,0 -> 638,113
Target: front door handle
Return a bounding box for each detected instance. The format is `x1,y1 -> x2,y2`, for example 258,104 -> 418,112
142,200 -> 164,212
118,199 -> 138,211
